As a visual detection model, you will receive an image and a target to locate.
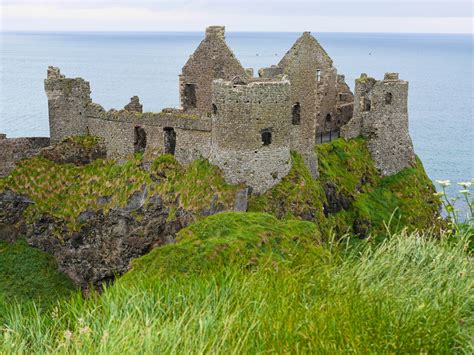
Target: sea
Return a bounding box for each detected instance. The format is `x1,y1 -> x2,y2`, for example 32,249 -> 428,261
0,32 -> 472,215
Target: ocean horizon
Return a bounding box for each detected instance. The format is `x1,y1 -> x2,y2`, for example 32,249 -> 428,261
1,31 -> 472,210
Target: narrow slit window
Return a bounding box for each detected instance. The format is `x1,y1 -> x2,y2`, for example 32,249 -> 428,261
163,127 -> 176,155
134,126 -> 147,153
261,130 -> 272,146
292,102 -> 301,125
362,97 -> 371,111
184,83 -> 197,109
212,103 -> 217,115
385,92 -> 393,105
316,69 -> 321,82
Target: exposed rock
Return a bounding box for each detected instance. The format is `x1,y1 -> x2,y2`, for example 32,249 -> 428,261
0,186 -> 233,290
25,193 -> 194,290
234,188 -> 249,212
0,190 -> 32,226
40,137 -> 106,165
0,223 -> 19,243
323,182 -> 352,215
353,218 -> 371,239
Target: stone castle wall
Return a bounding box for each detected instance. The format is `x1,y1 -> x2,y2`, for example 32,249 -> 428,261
341,73 -> 415,176
180,26 -> 248,115
0,135 -> 50,176
86,109 -> 212,163
44,67 -> 91,143
39,27 -> 413,194
210,78 -> 292,193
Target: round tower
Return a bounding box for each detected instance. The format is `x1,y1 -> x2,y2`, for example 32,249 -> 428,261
210,77 -> 292,193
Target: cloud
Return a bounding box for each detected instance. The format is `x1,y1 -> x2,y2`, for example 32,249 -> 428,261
1,0 -> 472,33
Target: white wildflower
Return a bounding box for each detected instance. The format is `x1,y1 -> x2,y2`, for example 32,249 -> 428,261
433,192 -> 445,197
457,182 -> 472,189
459,190 -> 471,194
435,179 -> 451,187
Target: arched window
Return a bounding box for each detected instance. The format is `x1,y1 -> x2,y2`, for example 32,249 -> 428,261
325,113 -> 332,122
261,130 -> 272,146
292,102 -> 301,125
385,92 -> 393,105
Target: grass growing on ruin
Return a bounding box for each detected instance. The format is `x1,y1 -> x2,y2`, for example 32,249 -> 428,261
316,138 -> 440,233
0,239 -> 75,313
248,152 -> 326,223
0,213 -> 472,353
251,137 -> 440,236
0,153 -> 241,231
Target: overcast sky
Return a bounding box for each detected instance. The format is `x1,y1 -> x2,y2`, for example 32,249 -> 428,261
1,0 -> 472,33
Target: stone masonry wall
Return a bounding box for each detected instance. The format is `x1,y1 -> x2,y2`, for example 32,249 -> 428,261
335,74 -> 354,128
210,78 -> 292,193
0,135 -> 50,176
86,110 -> 212,163
44,67 -> 91,143
278,32 -> 336,177
341,73 -> 415,176
180,26 -> 249,115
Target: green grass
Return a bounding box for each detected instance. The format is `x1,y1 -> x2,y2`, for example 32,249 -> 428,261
0,153 -> 241,232
0,213 -> 471,353
251,138 -> 441,236
248,152 -> 326,223
0,239 -> 75,312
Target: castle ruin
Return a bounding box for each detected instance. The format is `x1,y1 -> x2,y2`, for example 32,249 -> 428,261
1,26 -> 415,192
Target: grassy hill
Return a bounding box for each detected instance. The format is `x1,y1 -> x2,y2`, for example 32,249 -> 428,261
0,136 -> 469,353
0,213 -> 472,353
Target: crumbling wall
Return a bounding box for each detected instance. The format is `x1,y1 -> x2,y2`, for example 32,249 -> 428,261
277,32 -> 336,177
86,109 -> 212,163
180,26 -> 248,114
341,73 -> 415,176
44,67 -> 91,143
335,74 -> 354,128
0,134 -> 50,176
210,78 -> 292,193
124,96 -> 143,113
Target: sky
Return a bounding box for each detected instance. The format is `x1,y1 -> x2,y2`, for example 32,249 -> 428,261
1,0 -> 472,34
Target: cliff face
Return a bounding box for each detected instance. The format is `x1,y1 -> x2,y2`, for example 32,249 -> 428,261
0,136 -> 440,289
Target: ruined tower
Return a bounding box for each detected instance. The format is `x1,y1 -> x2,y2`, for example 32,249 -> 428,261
210,77 -> 292,193
180,26 -> 249,115
341,73 -> 415,175
44,66 -> 92,143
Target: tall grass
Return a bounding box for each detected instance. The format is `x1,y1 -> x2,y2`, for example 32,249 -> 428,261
1,229 -> 472,353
